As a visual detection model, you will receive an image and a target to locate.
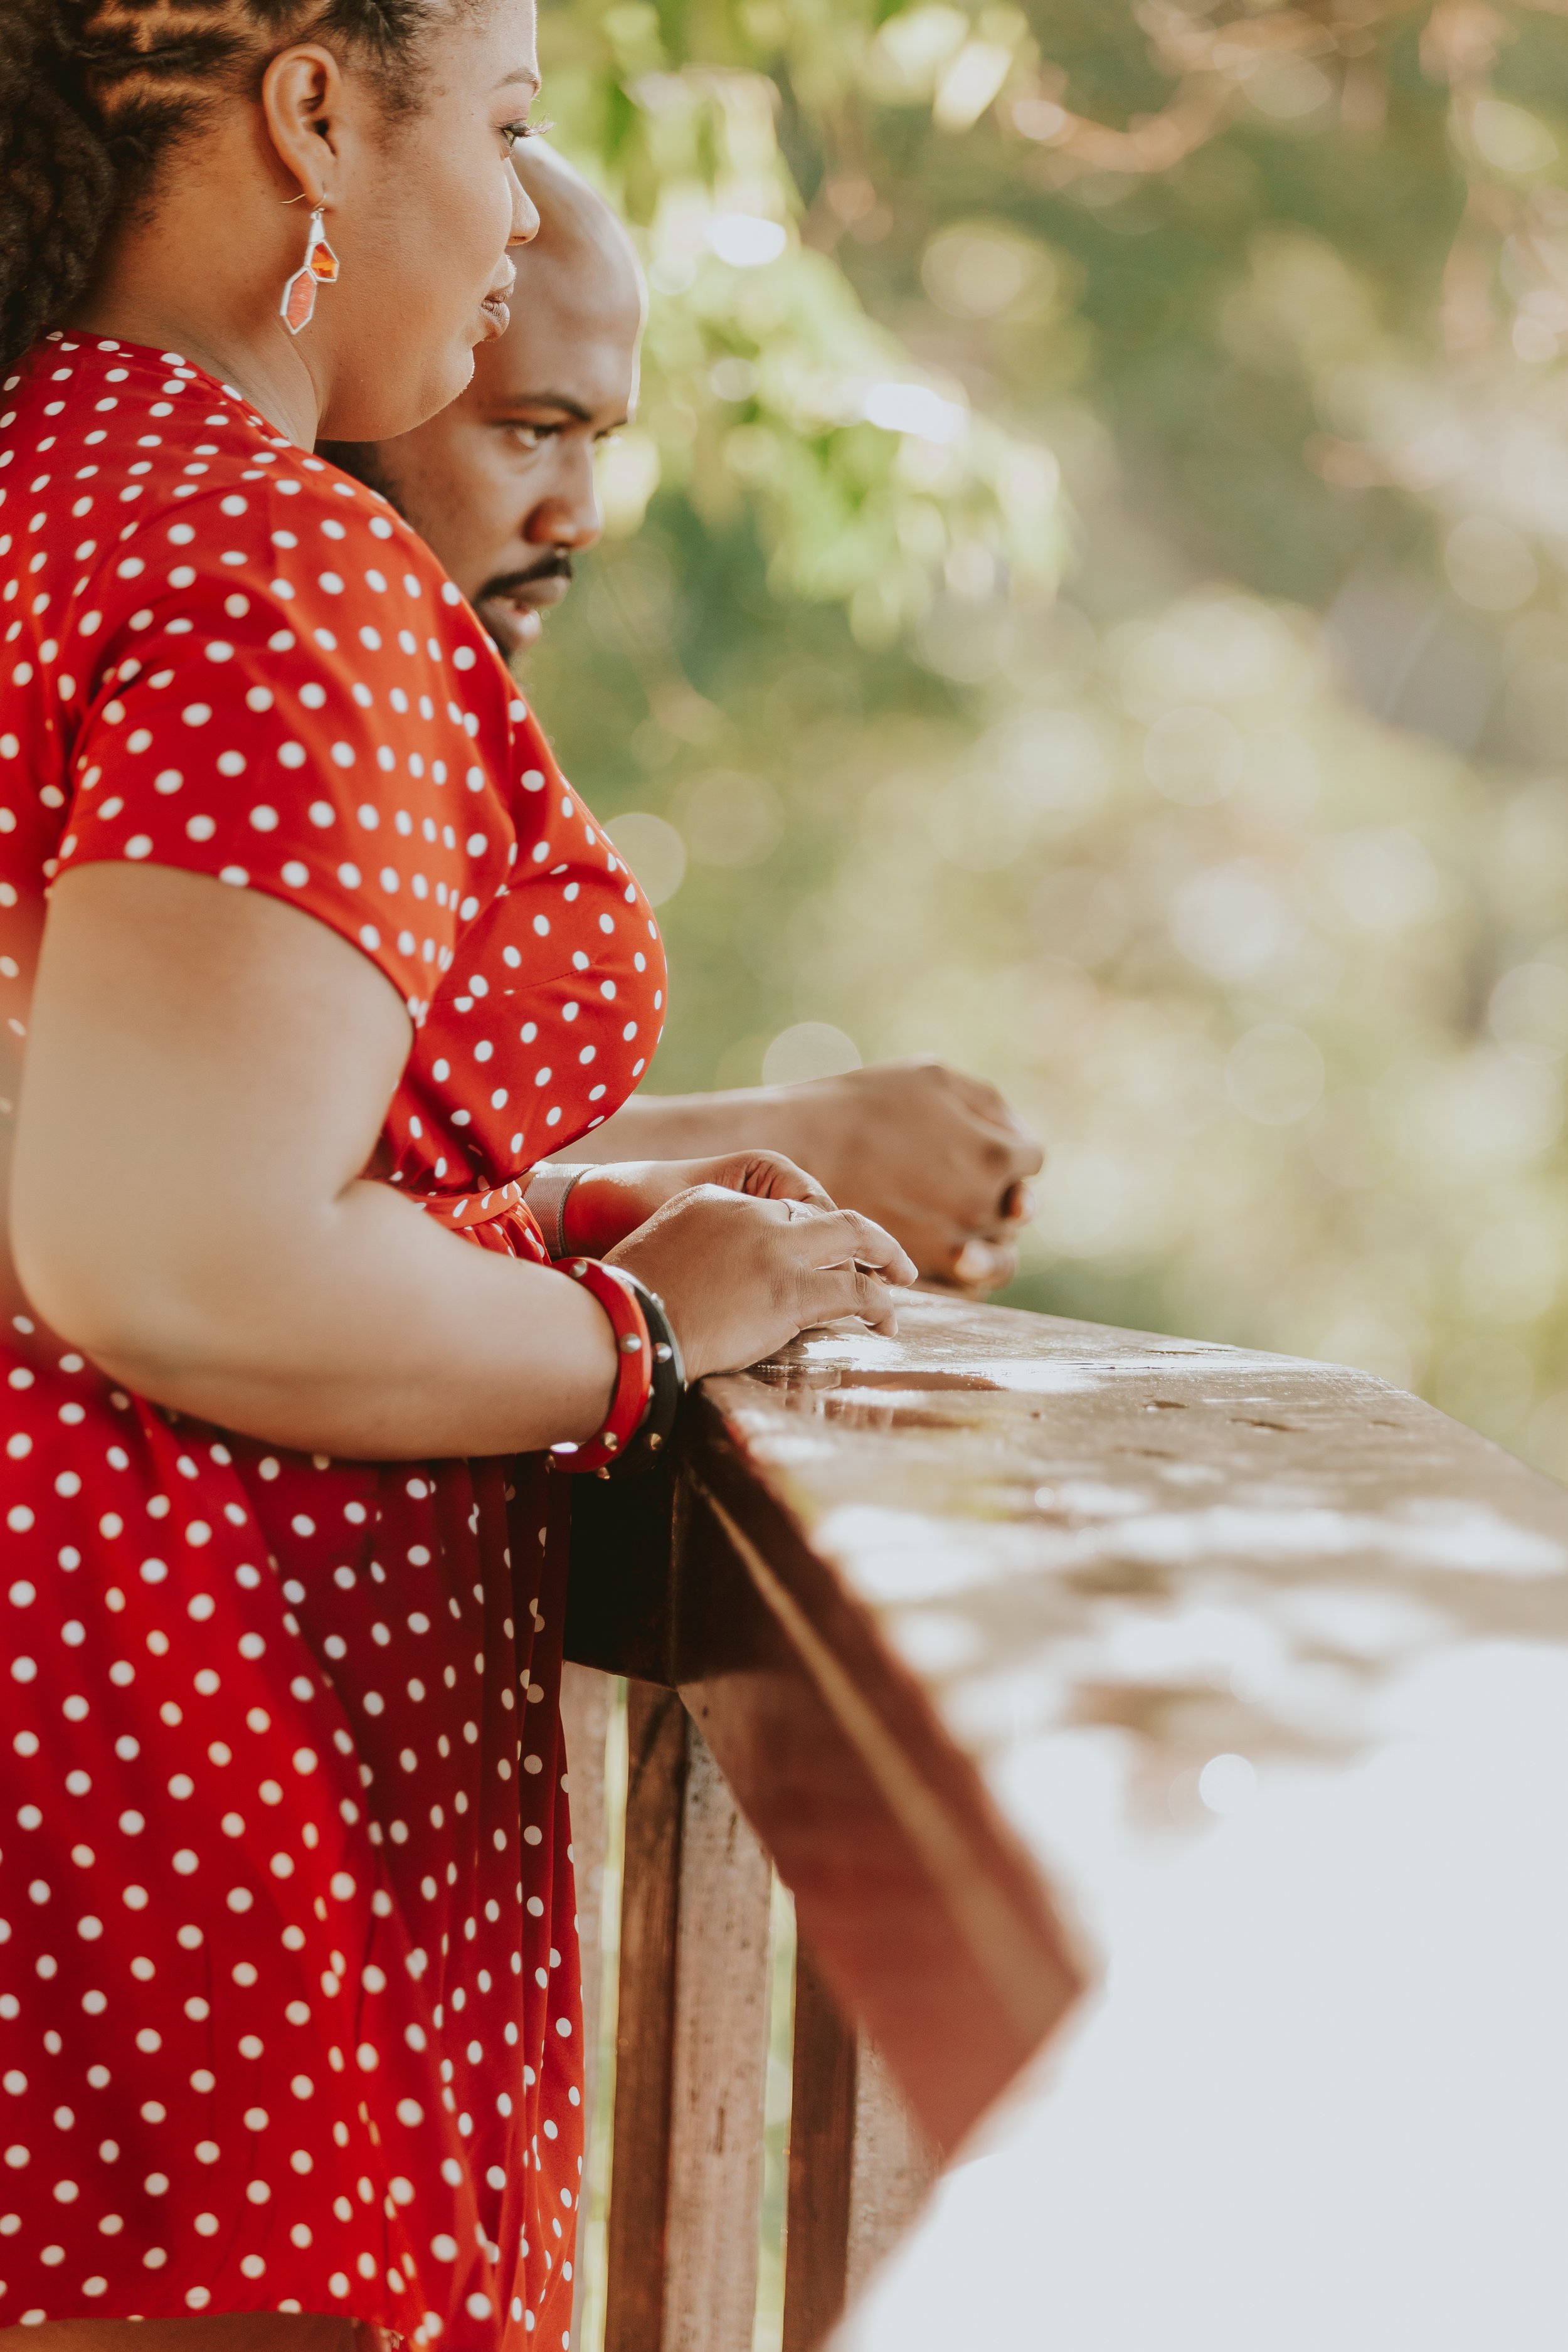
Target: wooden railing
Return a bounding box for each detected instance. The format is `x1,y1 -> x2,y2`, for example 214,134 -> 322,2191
559,1290 -> 1568,2349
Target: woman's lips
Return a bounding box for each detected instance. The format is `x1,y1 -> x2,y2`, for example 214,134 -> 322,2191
479,260 -> 517,339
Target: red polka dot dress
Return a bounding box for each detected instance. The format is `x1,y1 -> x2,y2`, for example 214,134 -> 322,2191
0,334 -> 666,2342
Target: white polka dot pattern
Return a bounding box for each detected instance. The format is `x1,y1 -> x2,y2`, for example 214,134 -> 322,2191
0,332 -> 662,2345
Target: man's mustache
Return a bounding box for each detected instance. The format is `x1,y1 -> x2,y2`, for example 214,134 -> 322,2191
476,553 -> 575,603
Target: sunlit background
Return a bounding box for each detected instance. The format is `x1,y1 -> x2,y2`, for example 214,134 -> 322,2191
532,0 -> 1568,1481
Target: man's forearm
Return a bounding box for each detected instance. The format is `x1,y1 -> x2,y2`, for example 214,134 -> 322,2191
568,1089 -> 806,1165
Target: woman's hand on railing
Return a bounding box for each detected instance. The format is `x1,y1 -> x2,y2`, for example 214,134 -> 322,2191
561,1150 -> 834,1257
606,1186 -> 918,1381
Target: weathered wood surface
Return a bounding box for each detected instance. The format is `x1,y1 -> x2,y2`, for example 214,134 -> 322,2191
571,1290 -> 1568,2344
689,1295 -> 1568,2349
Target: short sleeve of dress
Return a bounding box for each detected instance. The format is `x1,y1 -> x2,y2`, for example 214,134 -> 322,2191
55,475 -> 515,1022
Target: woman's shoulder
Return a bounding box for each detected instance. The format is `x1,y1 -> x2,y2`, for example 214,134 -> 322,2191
3,332 -> 466,625
4,332 -> 283,518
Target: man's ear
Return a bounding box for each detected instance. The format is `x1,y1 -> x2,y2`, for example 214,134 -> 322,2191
260,43 -> 349,205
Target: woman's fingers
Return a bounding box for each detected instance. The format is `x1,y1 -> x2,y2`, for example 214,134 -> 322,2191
849,1265 -> 903,1333
784,1209 -> 915,1336
800,1259 -> 903,1335
610,1187 -> 915,1380
736,1150 -> 836,1209
798,1205 -> 917,1286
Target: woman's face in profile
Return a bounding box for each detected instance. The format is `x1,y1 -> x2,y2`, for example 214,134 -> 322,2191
314,0 -> 542,444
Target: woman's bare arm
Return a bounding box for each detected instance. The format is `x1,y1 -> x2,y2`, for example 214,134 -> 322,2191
11,864 -> 623,1457
11,866 -> 912,1458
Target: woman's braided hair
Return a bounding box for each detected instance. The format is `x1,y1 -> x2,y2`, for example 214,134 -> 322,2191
0,0 -> 448,371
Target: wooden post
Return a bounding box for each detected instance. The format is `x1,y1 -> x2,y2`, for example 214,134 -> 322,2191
781,1946 -> 858,2352
845,2035 -> 939,2304
661,1724 -> 774,2351
559,1661 -> 615,2352
604,1680 -> 687,2352
603,1682 -> 774,2352
559,1663 -> 613,2137
783,1953 -> 940,2351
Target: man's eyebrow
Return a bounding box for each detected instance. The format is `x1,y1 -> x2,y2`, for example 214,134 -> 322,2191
492,393 -> 595,423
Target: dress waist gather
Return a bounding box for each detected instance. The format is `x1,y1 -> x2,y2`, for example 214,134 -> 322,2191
404,1175 -> 549,1260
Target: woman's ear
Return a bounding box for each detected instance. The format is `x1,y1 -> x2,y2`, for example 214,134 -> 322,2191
259,43 -> 349,204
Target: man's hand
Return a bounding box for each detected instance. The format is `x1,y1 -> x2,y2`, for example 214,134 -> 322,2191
569,1059 -> 1043,1288
774,1061 -> 1042,1288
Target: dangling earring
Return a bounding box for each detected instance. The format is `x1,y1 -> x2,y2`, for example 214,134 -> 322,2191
280,204 -> 340,335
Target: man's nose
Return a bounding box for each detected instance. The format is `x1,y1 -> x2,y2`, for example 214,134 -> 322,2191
524,446 -> 603,551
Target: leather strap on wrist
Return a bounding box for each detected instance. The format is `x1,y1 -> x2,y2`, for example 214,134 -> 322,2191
524,1163 -> 591,1260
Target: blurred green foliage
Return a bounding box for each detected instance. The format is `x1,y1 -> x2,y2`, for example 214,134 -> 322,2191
530,0 -> 1568,1479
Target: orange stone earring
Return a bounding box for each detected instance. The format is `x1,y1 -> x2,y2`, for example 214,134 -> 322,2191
280,203 -> 339,334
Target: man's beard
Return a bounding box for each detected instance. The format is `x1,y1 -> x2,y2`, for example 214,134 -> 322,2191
476,550 -> 575,608
472,551 -> 576,657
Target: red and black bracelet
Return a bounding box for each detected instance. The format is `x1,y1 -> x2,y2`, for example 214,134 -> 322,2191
548,1259 -> 686,1478
548,1259 -> 652,1475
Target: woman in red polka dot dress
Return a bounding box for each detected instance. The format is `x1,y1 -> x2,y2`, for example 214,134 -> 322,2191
0,2 -> 913,2346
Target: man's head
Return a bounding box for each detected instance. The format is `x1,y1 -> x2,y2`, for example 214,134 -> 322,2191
333,141 -> 644,655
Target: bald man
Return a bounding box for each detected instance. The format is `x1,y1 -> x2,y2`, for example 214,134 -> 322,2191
327,147 -> 1041,1286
